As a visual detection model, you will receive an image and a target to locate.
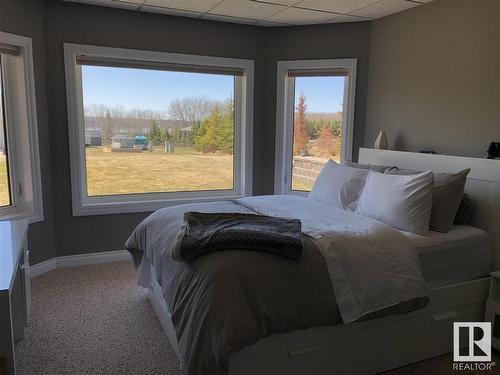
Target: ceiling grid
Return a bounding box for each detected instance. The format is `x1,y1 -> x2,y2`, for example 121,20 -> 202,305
63,0 -> 432,26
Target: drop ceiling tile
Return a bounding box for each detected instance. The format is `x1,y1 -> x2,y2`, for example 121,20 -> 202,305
141,5 -> 203,18
323,14 -> 372,23
209,0 -> 286,20
69,0 -> 141,9
201,13 -> 257,24
266,7 -> 333,24
64,0 -> 432,25
115,0 -> 144,4
144,0 -> 222,13
350,0 -> 418,18
251,0 -> 301,5
255,20 -> 290,26
295,0 -> 378,14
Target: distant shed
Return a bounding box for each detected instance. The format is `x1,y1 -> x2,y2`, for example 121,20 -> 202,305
85,129 -> 102,147
111,134 -> 134,149
134,135 -> 147,145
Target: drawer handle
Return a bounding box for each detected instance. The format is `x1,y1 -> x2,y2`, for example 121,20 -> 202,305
432,310 -> 458,322
288,344 -> 323,357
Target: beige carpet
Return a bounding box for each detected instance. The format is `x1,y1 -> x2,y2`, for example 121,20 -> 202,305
15,261 -> 494,374
16,262 -> 182,375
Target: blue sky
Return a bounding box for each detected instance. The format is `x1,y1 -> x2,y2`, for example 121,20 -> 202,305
294,76 -> 344,113
82,66 -> 344,115
82,66 -> 234,114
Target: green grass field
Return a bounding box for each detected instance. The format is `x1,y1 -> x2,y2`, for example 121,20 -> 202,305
0,155 -> 10,207
2,144 -> 334,204
291,179 -> 314,192
85,146 -> 234,196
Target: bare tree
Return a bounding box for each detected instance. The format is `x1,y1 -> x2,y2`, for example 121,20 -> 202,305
168,96 -> 220,123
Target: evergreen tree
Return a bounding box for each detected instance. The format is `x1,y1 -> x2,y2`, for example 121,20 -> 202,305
195,105 -> 222,153
171,128 -> 181,145
148,120 -> 162,144
330,120 -> 342,137
162,128 -> 172,143
293,92 -> 309,156
193,100 -> 234,154
216,99 -> 234,154
101,110 -> 113,146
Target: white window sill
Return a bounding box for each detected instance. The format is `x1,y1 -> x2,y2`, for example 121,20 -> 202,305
0,207 -> 42,223
73,193 -> 246,216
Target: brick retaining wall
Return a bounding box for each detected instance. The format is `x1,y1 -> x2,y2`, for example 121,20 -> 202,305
292,156 -> 328,185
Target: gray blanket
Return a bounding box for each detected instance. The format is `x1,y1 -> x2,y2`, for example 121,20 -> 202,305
171,212 -> 303,261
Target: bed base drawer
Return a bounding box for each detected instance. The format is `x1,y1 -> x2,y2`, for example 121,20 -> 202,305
378,302 -> 485,371
230,324 -> 379,375
229,301 -> 486,375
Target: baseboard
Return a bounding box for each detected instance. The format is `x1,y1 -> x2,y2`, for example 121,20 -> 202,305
30,258 -> 57,278
30,250 -> 132,278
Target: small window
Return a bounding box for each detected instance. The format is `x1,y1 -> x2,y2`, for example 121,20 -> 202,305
275,59 -> 357,195
291,75 -> 346,191
0,56 -> 12,208
0,32 -> 43,221
65,44 -> 254,216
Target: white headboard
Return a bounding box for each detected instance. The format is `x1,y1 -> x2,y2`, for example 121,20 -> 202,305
359,148 -> 500,270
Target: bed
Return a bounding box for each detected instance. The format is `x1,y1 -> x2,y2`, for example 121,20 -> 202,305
128,148 -> 500,375
405,225 -> 491,288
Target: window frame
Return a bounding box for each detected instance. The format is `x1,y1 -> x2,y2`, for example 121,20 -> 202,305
274,58 -> 357,196
64,43 -> 254,216
0,31 -> 43,222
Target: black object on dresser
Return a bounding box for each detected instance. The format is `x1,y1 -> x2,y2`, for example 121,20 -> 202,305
487,142 -> 500,159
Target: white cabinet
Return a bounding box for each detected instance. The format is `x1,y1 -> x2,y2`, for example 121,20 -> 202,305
0,219 -> 30,375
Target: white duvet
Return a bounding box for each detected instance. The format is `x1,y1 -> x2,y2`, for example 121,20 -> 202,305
237,195 -> 428,323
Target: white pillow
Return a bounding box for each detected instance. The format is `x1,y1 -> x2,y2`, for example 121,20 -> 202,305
356,170 -> 434,234
308,160 -> 369,211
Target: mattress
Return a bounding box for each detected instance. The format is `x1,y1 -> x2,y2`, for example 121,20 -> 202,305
402,225 -> 492,287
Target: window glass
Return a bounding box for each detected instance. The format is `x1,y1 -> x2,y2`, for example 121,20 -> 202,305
0,57 -> 12,207
291,76 -> 345,191
81,65 -> 235,197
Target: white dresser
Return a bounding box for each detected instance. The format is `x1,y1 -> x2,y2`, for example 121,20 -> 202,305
0,219 -> 30,375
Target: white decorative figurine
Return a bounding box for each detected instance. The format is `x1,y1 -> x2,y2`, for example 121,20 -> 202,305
374,130 -> 388,150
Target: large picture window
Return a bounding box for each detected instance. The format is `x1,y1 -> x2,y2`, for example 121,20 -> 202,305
65,44 -> 253,216
274,59 -> 357,194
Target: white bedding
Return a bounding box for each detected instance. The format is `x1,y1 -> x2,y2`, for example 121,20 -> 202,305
403,225 -> 492,287
237,195 -> 428,323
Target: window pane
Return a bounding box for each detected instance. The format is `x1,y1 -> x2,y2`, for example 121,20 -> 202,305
81,65 -> 235,197
0,57 -> 12,207
291,76 -> 345,192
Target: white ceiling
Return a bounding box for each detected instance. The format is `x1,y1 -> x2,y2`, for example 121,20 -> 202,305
63,0 -> 433,26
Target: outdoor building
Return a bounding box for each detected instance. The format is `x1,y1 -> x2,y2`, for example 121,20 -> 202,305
133,135 -> 148,150
84,129 -> 102,147
111,134 -> 134,149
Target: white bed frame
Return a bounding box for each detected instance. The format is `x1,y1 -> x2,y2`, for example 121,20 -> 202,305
146,148 -> 500,374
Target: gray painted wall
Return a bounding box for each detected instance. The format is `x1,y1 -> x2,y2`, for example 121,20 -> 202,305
264,22 -> 371,166
40,1 -> 371,260
0,0 -> 56,265
43,0 -> 270,258
0,0 -> 442,263
365,0 -> 500,157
